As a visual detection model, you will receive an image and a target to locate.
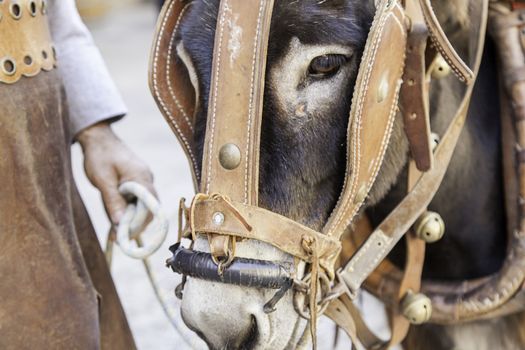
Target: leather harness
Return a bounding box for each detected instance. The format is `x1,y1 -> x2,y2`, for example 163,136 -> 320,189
150,0 -> 525,348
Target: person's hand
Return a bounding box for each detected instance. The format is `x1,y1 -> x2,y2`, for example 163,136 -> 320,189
76,121 -> 155,225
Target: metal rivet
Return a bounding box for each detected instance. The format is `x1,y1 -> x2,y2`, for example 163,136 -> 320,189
402,291 -> 432,324
219,143 -> 241,170
377,74 -> 389,103
354,184 -> 368,204
212,212 -> 225,226
10,3 -> 22,19
414,211 -> 445,243
430,132 -> 440,152
431,54 -> 451,80
1,58 -> 16,76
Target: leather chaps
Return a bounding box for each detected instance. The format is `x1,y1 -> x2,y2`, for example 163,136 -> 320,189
0,71 -> 135,350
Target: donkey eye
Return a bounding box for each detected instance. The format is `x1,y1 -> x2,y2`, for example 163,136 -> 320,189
308,54 -> 349,78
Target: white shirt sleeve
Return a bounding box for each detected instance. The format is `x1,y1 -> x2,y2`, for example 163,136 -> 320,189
47,0 -> 127,138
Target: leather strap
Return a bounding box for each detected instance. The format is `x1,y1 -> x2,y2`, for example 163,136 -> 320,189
201,0 -> 274,257
323,0 -> 408,238
384,162 -> 426,348
187,198 -> 341,278
338,0 -> 488,302
400,0 -> 433,172
418,0 -> 474,83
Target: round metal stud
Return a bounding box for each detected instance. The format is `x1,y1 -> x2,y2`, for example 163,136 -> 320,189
377,74 -> 389,103
9,2 -> 22,19
212,212 -> 225,226
219,143 -> 241,170
430,132 -> 440,152
1,57 -> 16,76
431,54 -> 451,80
401,291 -> 432,325
414,211 -> 445,243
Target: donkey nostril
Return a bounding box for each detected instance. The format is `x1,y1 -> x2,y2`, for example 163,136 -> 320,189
238,315 -> 259,349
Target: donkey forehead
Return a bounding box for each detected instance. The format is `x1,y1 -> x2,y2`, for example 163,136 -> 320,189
177,0 -> 373,88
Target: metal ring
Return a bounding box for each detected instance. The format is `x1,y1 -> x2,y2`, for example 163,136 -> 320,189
1,57 -> 16,76
9,2 -> 22,19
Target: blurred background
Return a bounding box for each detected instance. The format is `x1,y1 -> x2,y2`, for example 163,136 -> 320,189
72,0 -> 393,349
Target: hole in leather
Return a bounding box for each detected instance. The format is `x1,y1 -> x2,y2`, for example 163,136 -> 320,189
42,50 -> 48,59
10,3 -> 21,18
41,0 -> 46,14
52,46 -> 57,60
29,1 -> 36,15
24,55 -> 33,65
3,59 -> 16,75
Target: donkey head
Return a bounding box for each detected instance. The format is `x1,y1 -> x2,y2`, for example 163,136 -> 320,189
174,0 -> 408,348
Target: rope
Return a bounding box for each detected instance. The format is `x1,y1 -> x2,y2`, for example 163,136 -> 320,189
105,181 -> 197,349
116,182 -> 169,259
302,235 -> 320,350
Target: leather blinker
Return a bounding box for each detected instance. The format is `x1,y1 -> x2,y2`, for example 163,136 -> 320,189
150,0 -> 199,188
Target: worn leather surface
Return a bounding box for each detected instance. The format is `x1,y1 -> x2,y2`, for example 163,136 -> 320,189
200,0 -> 274,258
323,0 -> 408,238
149,0 -> 199,188
400,0 -> 433,172
0,0 -> 57,84
0,71 -> 135,349
189,198 -> 341,278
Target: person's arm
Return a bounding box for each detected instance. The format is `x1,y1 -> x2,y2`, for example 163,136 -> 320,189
48,0 -> 155,224
48,0 -> 126,137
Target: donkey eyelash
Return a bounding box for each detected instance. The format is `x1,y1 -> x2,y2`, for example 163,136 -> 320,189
308,54 -> 351,78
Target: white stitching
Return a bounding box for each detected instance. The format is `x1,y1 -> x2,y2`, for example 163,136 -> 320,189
328,2 -> 392,235
166,4 -> 194,132
152,0 -> 200,180
205,0 -> 229,193
244,1 -> 265,204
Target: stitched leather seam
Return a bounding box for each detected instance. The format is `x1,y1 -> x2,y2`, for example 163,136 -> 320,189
244,0 -> 265,205
153,0 -> 200,180
329,2 -> 392,236
346,76 -> 404,231
205,0 -> 229,193
167,3 -> 194,132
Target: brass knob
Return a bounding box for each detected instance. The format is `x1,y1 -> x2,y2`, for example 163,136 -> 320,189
218,143 -> 241,170
431,54 -> 451,79
401,291 -> 432,325
414,211 -> 445,243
